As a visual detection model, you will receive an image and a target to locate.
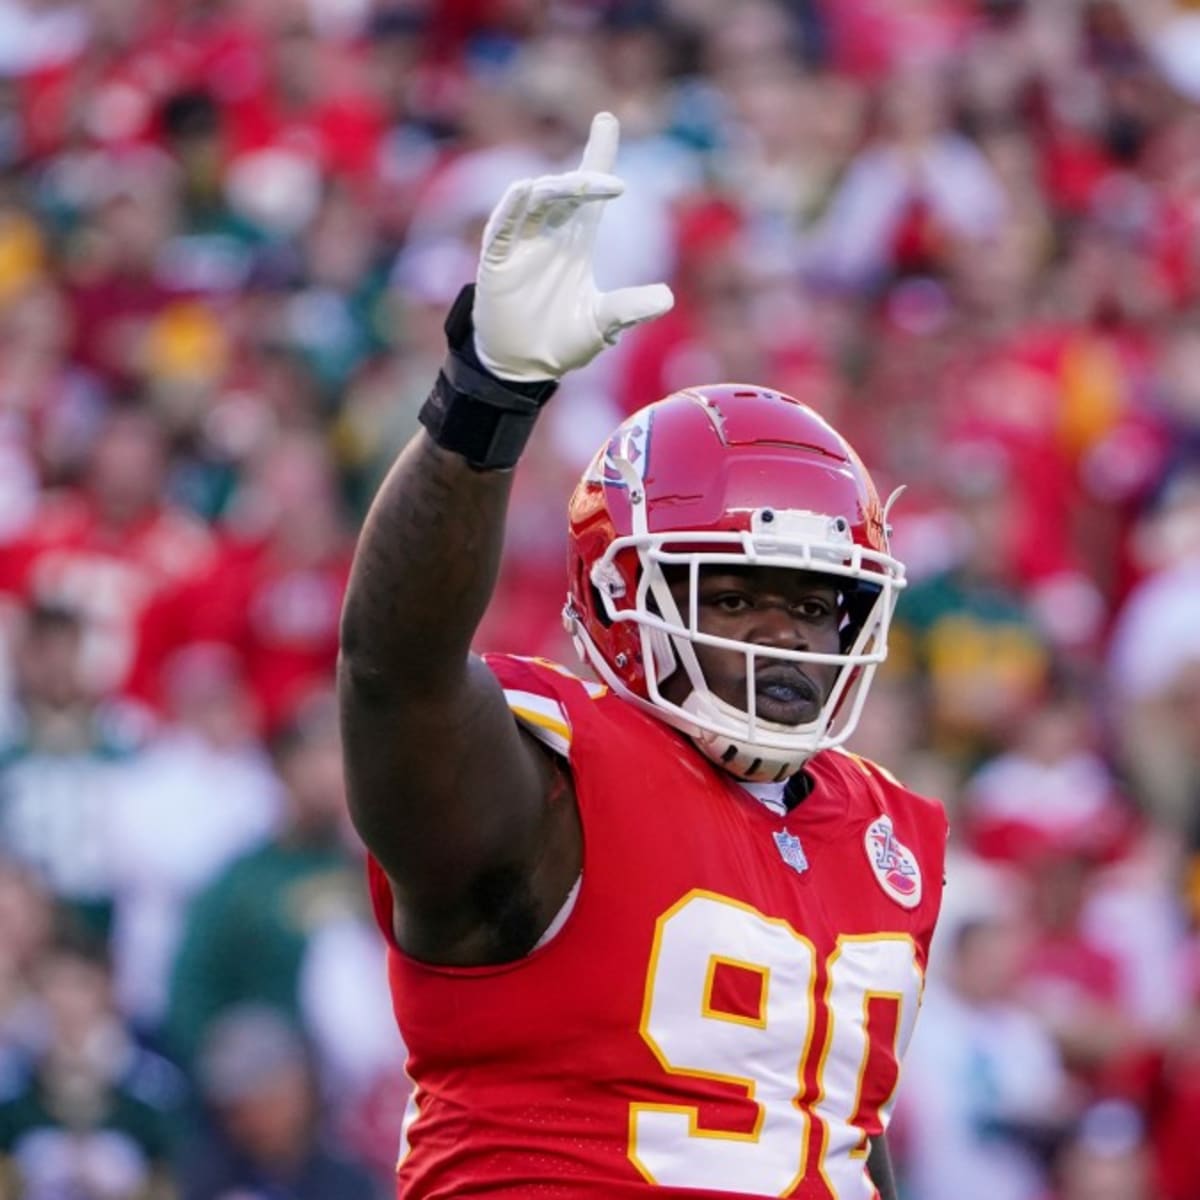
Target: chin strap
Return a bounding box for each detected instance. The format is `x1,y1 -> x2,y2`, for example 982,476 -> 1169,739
681,691 -> 813,783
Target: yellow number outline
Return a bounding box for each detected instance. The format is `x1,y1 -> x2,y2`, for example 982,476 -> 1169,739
630,892 -> 923,1198
629,889 -> 818,1191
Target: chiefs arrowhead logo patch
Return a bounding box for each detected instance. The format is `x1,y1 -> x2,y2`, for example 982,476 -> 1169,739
865,816 -> 922,909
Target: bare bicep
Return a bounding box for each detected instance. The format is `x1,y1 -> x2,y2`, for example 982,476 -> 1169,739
339,654 -> 576,947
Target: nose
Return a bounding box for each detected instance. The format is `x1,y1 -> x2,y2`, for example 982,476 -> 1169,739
749,602 -> 808,651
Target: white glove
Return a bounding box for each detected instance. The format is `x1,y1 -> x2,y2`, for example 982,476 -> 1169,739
473,111 -> 675,382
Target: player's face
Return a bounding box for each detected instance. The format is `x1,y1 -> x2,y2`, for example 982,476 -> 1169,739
662,566 -> 842,726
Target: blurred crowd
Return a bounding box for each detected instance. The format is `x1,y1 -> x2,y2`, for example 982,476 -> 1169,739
0,0 -> 1199,1196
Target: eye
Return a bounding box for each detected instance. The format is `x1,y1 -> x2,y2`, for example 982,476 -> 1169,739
709,591 -> 753,614
790,597 -> 837,621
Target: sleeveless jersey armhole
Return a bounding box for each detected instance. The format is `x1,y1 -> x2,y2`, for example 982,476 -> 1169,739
368,660 -> 599,965
501,684 -> 582,949
503,687 -> 573,759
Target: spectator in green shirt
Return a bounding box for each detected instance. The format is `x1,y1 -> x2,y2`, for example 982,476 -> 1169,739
163,689 -> 368,1070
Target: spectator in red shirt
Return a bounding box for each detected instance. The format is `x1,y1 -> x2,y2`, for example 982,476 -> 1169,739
136,429 -> 352,734
0,406 -> 216,698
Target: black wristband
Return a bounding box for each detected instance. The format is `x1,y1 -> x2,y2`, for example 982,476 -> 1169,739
418,284 -> 558,471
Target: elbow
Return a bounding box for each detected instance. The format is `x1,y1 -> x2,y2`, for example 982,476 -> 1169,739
338,596 -> 370,666
337,598 -> 407,710
338,599 -> 467,709
337,647 -> 400,713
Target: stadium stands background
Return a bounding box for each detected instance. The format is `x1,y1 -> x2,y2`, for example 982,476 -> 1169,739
1,0 -> 1199,1196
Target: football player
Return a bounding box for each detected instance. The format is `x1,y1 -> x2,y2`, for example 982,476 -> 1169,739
339,112 -> 948,1199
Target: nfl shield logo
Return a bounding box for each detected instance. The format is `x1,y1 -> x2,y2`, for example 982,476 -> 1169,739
772,830 -> 809,875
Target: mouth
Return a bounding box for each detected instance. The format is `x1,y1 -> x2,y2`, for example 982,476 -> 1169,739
752,666 -> 821,726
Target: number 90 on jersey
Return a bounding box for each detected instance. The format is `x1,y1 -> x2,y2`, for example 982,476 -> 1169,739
629,891 -> 922,1198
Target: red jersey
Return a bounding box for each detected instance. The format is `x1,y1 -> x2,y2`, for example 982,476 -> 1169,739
368,655 -> 948,1199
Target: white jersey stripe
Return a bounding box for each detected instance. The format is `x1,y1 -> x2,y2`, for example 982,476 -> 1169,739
396,1068 -> 421,1169
506,656 -> 608,699
505,689 -> 572,757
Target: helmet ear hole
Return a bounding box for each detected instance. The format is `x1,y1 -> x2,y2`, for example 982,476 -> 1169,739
839,581 -> 881,651
588,581 -> 613,628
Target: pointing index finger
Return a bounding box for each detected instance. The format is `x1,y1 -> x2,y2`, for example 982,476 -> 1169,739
578,112 -> 620,175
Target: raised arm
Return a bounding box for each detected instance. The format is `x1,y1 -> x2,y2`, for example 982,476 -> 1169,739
338,113 -> 672,964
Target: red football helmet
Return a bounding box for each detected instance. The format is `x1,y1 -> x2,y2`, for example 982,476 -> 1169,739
563,384 -> 906,781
